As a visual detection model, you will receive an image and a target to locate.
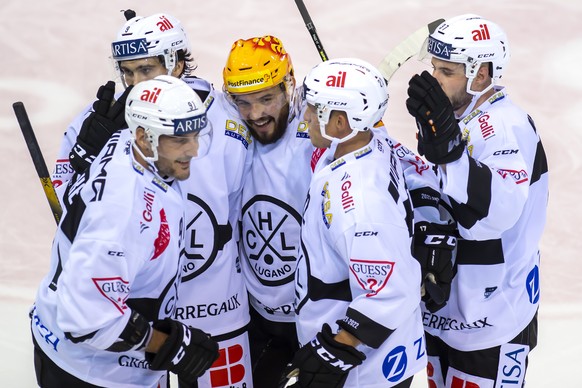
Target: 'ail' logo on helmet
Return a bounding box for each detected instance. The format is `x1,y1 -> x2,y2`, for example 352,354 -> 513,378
111,38 -> 149,59
427,36 -> 452,60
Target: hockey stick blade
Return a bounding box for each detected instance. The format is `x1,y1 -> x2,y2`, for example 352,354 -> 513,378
295,0 -> 329,61
13,101 -> 62,225
377,18 -> 444,82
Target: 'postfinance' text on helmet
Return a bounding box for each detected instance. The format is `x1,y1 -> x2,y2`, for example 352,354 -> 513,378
223,35 -> 294,95
125,75 -> 211,163
426,14 -> 510,87
111,13 -> 190,78
303,58 -> 389,144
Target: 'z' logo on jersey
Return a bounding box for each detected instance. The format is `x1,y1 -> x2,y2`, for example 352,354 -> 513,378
242,195 -> 302,286
382,345 -> 408,383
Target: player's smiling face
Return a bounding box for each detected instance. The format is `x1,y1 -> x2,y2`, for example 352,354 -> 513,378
154,133 -> 199,181
232,85 -> 289,145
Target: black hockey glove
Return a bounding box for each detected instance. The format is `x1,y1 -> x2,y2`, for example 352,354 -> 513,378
279,323 -> 365,388
69,81 -> 133,173
406,71 -> 465,165
146,318 -> 219,384
413,221 -> 457,313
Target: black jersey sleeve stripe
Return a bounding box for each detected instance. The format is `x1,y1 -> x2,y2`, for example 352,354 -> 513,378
309,276 -> 352,302
337,307 -> 394,349
456,238 -> 504,265
409,187 -> 441,209
449,157 -> 492,229
530,140 -> 548,186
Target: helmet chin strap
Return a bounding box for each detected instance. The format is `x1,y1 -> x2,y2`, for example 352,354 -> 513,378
457,78 -> 495,119
131,139 -> 161,175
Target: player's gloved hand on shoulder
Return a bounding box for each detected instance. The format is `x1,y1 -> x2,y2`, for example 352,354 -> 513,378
406,71 -> 465,165
279,323 -> 365,388
69,81 -> 133,173
146,318 -> 219,384
413,221 -> 457,313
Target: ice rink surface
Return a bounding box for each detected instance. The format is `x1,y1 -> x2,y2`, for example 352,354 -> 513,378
1,0 -> 580,386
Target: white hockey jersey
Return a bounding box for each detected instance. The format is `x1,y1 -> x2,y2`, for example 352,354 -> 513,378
52,77 -> 252,337
32,130 -> 185,387
423,88 -> 549,351
50,77 -> 254,387
239,106 -> 314,323
295,134 -> 426,387
172,78 -> 251,338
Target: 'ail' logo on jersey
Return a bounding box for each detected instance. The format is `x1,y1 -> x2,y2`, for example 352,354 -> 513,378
152,208 -> 170,260
209,344 -> 247,386
93,277 -> 130,314
349,259 -> 395,297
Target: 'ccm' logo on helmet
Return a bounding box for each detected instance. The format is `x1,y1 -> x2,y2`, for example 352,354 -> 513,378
427,37 -> 452,60
174,113 -> 208,134
111,38 -> 149,59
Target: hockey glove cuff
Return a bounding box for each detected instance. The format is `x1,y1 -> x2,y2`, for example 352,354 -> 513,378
146,318 -> 219,384
280,323 -> 365,388
413,221 -> 457,312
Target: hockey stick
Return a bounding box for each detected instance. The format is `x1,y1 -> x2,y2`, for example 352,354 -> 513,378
377,18 -> 444,82
13,102 -> 62,225
294,0 -> 329,61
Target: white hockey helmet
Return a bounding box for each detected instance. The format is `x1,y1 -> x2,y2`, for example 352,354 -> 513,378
425,14 -> 510,94
125,75 -> 212,164
111,12 -> 190,79
303,58 -> 388,143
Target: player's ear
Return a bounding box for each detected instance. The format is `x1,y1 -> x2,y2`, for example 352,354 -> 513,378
135,127 -> 154,157
474,63 -> 492,90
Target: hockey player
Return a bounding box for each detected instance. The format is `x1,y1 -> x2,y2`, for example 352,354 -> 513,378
222,35 -> 313,386
51,11 -> 254,387
405,14 -> 549,387
31,76 -> 218,387
283,58 -> 426,387
222,35 -> 444,386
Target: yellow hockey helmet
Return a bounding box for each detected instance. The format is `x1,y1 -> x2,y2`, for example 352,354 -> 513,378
223,35 -> 294,95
